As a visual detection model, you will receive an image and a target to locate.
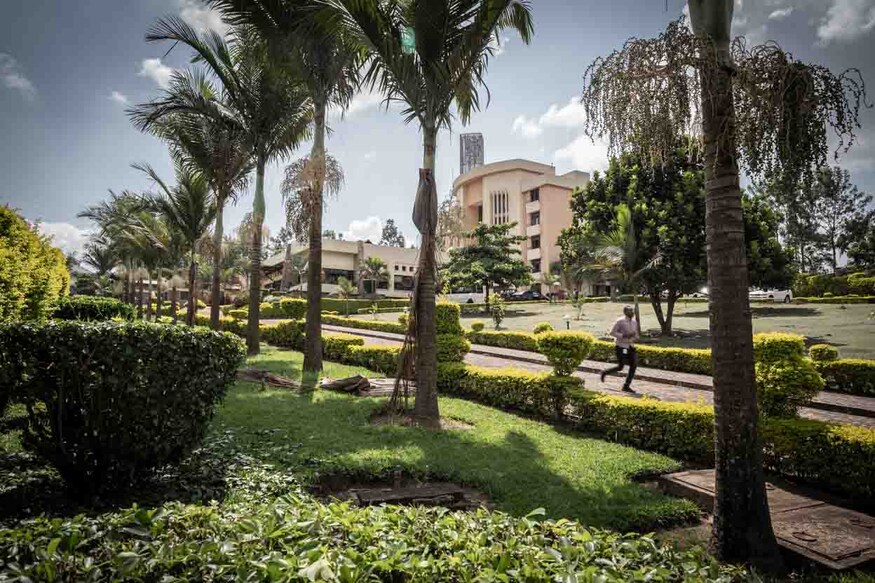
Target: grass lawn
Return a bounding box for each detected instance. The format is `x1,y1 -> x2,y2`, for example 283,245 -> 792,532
371,301 -> 875,358
220,347 -> 699,532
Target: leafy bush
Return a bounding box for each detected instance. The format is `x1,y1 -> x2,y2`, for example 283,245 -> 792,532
755,359 -> 824,417
436,334 -> 470,363
752,332 -> 805,363
0,206 -> 70,322
53,295 -> 134,321
435,301 -> 463,335
0,321 -> 244,492
322,333 -> 365,361
347,345 -> 401,374
815,359 -> 875,396
470,320 -> 485,332
809,343 -> 839,362
321,314 -> 406,334
260,319 -> 305,348
533,321 -> 554,334
320,297 -> 409,316
537,331 -> 595,376
228,308 -> 247,320
467,329 -> 540,351
398,312 -> 409,327
277,297 -> 306,319
438,363 -> 584,420
193,314 -> 245,336
488,294 -> 505,329
794,295 -> 875,304
848,273 -> 875,296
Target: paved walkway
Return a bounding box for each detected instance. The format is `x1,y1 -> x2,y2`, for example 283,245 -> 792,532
322,325 -> 875,428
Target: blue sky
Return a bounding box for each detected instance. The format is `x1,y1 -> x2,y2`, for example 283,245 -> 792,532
2,0 -> 874,254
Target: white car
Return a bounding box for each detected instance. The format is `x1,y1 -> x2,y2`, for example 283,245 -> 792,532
749,289 -> 793,303
444,292 -> 485,304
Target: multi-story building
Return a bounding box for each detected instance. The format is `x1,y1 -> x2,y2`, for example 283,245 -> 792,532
451,158 -> 589,287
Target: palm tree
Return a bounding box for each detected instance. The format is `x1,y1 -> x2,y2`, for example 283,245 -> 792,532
329,0 -> 533,427
358,256 -> 388,298
336,275 -> 355,316
130,72 -> 252,330
581,204 -> 659,329
209,0 -> 362,376
81,237 -> 118,277
138,19 -> 312,354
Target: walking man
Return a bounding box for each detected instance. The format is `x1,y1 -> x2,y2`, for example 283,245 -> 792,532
600,305 -> 639,392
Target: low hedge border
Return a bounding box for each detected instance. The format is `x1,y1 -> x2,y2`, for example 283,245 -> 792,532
794,296 -> 875,304
52,296 -> 135,321
814,359 -> 875,397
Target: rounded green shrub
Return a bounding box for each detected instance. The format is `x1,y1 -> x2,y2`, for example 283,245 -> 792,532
0,206 -> 70,322
53,296 -> 134,321
755,359 -> 824,417
537,331 -> 595,376
260,320 -> 305,348
436,334 -> 471,363
0,321 -> 244,492
808,343 -> 839,362
823,291 -> 834,298
470,320 -> 485,332
752,332 -> 805,363
435,302 -> 463,335
533,322 -> 554,335
228,308 -> 248,320
278,297 -> 306,319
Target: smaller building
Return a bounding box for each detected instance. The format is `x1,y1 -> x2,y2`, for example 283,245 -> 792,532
262,239 -> 426,298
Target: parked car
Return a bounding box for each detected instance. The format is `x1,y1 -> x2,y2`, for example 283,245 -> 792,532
444,291 -> 484,304
749,289 -> 793,303
507,290 -> 546,302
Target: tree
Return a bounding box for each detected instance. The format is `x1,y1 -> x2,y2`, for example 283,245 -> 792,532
139,162 -> 216,325
268,226 -> 295,256
442,222 -> 530,301
323,229 -> 341,240
812,166 -> 872,273
842,210 -> 875,269
332,0 -> 533,427
358,256 -> 388,297
438,191 -> 466,251
336,275 -> 355,315
81,237 -> 118,277
580,6 -> 865,566
380,219 -> 406,247
742,191 -> 795,290
143,20 -> 312,354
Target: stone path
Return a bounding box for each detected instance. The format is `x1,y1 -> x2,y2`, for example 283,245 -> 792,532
322,325 -> 875,428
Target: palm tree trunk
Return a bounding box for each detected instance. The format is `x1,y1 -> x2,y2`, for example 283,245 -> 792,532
211,200 -> 225,330
171,285 -> 178,324
413,123 -> 440,427
699,48 -> 781,568
187,251 -> 197,326
137,277 -> 144,320
304,100 -> 326,376
146,270 -> 154,322
246,157 -> 266,355
156,271 -> 163,320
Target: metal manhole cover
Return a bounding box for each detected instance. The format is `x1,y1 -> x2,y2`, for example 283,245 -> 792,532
772,505 -> 875,569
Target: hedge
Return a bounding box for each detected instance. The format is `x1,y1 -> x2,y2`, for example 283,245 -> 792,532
321,297 -> 409,315
466,329 -> 540,352
537,331 -> 594,376
436,334 -> 470,363
52,295 -> 134,321
795,295 -> 875,304
0,321 -> 244,492
0,206 -> 70,322
793,272 -> 875,297
815,359 -> 875,397
322,313 -> 406,334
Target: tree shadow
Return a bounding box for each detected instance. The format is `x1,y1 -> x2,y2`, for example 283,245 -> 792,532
680,307 -> 819,319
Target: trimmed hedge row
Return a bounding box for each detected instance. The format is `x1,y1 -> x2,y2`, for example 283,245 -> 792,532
795,295 -> 875,304
815,359 -> 875,397
322,314 -> 406,334
0,321 -> 245,492
52,295 -> 135,321
793,272 -> 875,297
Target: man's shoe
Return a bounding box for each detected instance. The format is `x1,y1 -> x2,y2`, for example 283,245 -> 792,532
600,371 -> 606,383
621,385 -> 635,393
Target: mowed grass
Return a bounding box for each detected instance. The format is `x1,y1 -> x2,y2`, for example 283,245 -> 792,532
371,301 -> 875,358
218,346 -> 699,532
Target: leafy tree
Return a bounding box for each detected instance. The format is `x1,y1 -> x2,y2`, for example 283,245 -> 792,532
358,256 -> 388,297
438,191 -> 466,251
81,238 -> 118,277
841,210 -> 875,269
442,222 -> 530,302
331,0 -> 533,427
741,191 -> 795,289
380,219 -> 406,247
336,275 -> 355,315
323,229 -> 341,240
268,226 -> 295,256
811,166 -> 872,273
580,4 -> 865,565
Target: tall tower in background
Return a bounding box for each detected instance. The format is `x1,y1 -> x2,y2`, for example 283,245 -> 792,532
459,133 -> 484,175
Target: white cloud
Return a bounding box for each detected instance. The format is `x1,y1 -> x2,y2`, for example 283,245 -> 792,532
109,90 -> 129,105
346,89 -> 385,116
363,150 -> 377,161
0,53 -> 36,99
817,0 -> 875,43
511,97 -> 587,139
38,222 -> 91,255
489,34 -> 510,56
178,0 -> 230,37
138,58 -> 175,89
553,134 -> 610,173
343,216 -> 382,242
768,7 -> 794,20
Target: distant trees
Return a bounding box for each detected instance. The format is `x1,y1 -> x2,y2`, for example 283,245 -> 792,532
380,219 -> 406,247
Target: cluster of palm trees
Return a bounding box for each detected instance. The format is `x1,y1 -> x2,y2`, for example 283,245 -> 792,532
79,0 -> 532,426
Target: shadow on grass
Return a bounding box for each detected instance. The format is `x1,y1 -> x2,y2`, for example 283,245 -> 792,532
680,307 -> 820,319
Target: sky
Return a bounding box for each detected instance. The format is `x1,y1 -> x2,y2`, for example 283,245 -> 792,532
1,0 -> 874,255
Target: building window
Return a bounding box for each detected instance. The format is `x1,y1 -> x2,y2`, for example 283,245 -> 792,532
530,259 -> 541,273
530,188 -> 540,202
529,211 -> 540,226
394,274 -> 414,291
477,204 -> 483,223
491,190 -> 509,225
530,235 -> 540,249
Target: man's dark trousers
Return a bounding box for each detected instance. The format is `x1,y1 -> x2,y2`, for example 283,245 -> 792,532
603,346 -> 637,390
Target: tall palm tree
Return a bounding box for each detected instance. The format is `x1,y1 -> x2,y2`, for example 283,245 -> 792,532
209,0 -> 362,376
329,0 -> 533,427
139,19 -> 312,353
81,237 -> 118,277
130,72 -> 252,330
137,162 -> 217,325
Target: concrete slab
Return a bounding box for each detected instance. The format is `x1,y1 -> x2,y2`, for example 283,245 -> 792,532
659,469 -> 875,570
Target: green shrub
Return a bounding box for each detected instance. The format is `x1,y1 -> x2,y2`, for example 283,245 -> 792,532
848,273 -> 875,296
437,363 -> 584,420
809,343 -> 839,362
755,359 -> 824,417
228,308 -> 247,320
466,329 -> 540,351
0,321 -> 244,492
322,333 -> 365,361
0,206 -> 70,322
260,319 -> 305,348
537,331 -> 595,376
488,294 -> 505,329
347,345 -> 401,374
794,295 -> 875,304
320,297 -> 409,316
53,296 -> 134,321
436,334 -> 470,363
435,301 -> 463,335
193,314 -> 245,336
533,321 -> 554,334
814,359 -> 875,396
752,332 -> 805,363
398,312 -> 409,327
321,314 -> 406,334
278,298 -> 306,319
220,304 -> 234,315
470,320 -> 485,332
